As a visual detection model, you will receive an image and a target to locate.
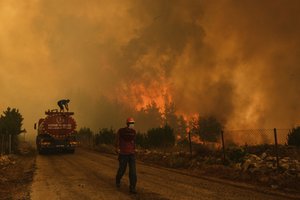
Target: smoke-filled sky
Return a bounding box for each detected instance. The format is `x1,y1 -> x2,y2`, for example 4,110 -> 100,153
1,0 -> 300,138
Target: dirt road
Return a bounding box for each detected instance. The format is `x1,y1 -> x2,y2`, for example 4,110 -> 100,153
30,149 -> 292,200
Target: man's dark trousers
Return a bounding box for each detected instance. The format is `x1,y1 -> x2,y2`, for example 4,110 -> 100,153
116,154 -> 137,190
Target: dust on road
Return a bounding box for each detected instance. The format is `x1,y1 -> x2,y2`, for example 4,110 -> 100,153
30,149 -> 292,200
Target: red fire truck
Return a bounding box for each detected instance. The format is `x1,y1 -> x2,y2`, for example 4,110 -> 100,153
35,110 -> 78,154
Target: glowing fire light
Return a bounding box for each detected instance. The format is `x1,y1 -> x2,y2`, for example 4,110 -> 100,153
191,135 -> 204,144
117,82 -> 172,112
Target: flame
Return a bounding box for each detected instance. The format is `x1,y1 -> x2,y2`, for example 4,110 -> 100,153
116,81 -> 268,146
191,135 -> 204,144
134,85 -> 169,112
116,82 -> 172,112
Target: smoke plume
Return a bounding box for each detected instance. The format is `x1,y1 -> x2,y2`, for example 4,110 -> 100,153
1,0 -> 300,139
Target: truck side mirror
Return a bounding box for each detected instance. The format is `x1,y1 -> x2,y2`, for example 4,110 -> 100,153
34,123 -> 37,130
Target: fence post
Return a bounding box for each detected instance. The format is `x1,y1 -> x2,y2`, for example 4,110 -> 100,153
188,131 -> 192,157
221,130 -> 226,164
273,128 -> 279,169
92,134 -> 94,148
1,134 -> 3,155
90,134 -> 92,148
9,134 -> 12,154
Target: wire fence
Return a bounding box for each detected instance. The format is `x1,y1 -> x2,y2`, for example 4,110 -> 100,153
77,127 -> 297,169
77,128 -> 292,149
219,128 -> 292,168
223,128 -> 290,146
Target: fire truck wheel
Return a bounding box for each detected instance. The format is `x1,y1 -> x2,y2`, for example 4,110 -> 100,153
67,149 -> 75,154
38,149 -> 44,155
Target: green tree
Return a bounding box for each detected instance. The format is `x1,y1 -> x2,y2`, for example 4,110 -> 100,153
77,127 -> 94,147
136,132 -> 148,148
287,127 -> 300,147
0,107 -> 25,152
196,115 -> 223,143
135,101 -> 163,133
78,127 -> 93,137
0,107 -> 25,135
147,124 -> 175,148
95,128 -> 115,145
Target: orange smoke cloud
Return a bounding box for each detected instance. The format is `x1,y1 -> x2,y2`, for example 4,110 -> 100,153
1,0 -> 300,139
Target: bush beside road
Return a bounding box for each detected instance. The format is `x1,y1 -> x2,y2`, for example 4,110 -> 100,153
0,142 -> 36,200
135,145 -> 300,195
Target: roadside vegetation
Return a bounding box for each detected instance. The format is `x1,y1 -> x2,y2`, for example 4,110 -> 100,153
287,127 -> 300,147
0,107 -> 26,154
0,107 -> 35,199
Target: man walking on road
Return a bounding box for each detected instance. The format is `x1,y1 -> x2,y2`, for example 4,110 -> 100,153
115,117 -> 137,194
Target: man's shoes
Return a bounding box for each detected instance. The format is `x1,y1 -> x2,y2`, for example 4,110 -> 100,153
116,180 -> 120,188
129,188 -> 137,194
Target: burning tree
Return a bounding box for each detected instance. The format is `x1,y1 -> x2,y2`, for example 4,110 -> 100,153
164,101 -> 187,139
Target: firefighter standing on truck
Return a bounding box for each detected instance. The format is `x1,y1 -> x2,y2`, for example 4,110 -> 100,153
57,99 -> 70,112
115,117 -> 137,194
